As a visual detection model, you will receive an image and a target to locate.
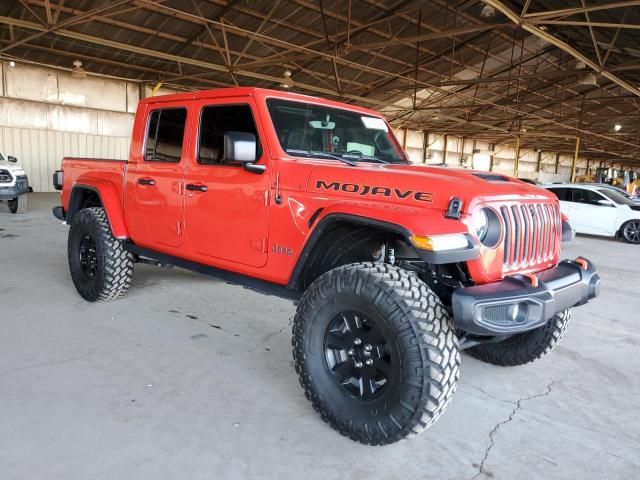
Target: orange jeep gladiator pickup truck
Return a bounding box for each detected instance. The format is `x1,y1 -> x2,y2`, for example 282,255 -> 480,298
53,87 -> 600,445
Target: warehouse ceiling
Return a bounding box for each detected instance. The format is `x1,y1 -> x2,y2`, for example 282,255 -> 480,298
1,0 -> 639,164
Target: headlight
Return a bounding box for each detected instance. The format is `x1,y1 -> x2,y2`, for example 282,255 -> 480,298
13,169 -> 25,176
473,208 -> 489,241
473,208 -> 501,248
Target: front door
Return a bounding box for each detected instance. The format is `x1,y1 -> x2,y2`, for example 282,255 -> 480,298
569,188 -> 617,235
184,99 -> 270,268
128,106 -> 188,248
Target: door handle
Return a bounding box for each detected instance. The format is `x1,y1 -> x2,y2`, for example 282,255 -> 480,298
186,183 -> 208,192
138,177 -> 156,186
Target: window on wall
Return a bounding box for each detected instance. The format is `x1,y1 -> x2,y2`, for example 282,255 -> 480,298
198,104 -> 260,165
144,108 -> 187,162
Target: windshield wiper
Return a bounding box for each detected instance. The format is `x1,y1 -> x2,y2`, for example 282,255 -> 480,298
342,153 -> 390,164
285,149 -> 357,166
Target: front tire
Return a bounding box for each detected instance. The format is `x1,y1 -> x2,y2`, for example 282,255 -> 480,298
68,207 -> 134,302
467,309 -> 571,366
621,220 -> 640,244
8,194 -> 27,214
292,262 -> 460,445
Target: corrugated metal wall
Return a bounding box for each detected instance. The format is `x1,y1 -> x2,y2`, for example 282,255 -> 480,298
0,127 -> 130,192
0,62 -> 137,192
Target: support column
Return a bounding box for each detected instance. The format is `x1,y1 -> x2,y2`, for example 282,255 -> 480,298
422,131 -> 429,164
442,134 -> 448,165
513,136 -> 521,177
489,143 -> 495,172
536,150 -> 542,173
554,153 -> 560,174
570,137 -> 580,183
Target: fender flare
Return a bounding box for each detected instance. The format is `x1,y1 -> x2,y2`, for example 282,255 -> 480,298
286,213 -> 411,291
68,182 -> 129,239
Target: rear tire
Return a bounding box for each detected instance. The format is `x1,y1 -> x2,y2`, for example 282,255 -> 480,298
68,207 -> 134,302
292,262 -> 460,445
8,194 -> 27,214
467,309 -> 571,366
621,220 -> 640,244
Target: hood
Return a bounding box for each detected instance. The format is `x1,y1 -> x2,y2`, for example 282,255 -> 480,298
0,159 -> 25,174
307,163 -> 554,212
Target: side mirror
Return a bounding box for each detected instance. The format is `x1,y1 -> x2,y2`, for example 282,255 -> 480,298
597,199 -> 614,207
224,131 -> 257,163
224,131 -> 265,174
7,155 -> 17,163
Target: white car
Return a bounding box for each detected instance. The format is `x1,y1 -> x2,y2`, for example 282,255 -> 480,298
544,183 -> 640,244
0,153 -> 29,214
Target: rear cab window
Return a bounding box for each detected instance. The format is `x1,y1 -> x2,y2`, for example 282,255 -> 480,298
145,108 -> 188,162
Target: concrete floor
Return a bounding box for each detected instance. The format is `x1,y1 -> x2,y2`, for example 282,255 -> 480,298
1,193 -> 639,480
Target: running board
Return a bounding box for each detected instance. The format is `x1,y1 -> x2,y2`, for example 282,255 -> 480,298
124,242 -> 301,301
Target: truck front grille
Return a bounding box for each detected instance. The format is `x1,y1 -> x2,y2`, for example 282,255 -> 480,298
500,202 -> 561,272
0,169 -> 12,183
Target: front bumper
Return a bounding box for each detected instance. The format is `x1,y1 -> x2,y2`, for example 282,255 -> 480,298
452,258 -> 600,336
0,175 -> 29,200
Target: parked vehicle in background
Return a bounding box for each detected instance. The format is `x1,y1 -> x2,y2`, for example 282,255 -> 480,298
0,153 -> 28,214
544,183 -> 640,244
53,87 -> 600,445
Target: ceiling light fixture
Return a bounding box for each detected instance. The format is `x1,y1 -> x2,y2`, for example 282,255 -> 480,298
71,59 -> 87,78
614,124 -> 622,132
8,60 -> 16,67
480,4 -> 496,18
578,72 -> 598,87
280,69 -> 293,89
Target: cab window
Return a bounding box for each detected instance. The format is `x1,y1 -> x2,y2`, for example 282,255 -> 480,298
198,104 -> 260,165
144,108 -> 187,162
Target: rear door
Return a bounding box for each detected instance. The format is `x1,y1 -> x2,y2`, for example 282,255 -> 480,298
183,99 -> 270,267
127,105 -> 189,248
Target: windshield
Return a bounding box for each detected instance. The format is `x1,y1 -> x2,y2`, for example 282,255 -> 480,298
599,188 -> 635,206
266,99 -> 408,164
0,153 -> 5,161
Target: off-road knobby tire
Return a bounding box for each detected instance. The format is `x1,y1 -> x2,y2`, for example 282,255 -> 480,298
8,194 -> 27,214
620,219 -> 640,244
68,207 -> 133,302
467,308 -> 571,366
292,262 -> 460,445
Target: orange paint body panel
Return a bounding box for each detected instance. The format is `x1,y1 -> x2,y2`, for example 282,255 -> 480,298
58,87 -> 563,286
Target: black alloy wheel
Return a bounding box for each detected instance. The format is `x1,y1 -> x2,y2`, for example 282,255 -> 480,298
78,233 -> 98,278
622,220 -> 640,244
324,311 -> 392,401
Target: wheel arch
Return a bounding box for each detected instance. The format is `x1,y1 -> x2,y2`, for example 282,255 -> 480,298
68,182 -> 129,239
286,213 -> 417,291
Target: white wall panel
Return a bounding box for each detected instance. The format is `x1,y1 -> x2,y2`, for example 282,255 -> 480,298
5,64 -> 58,103
0,126 -> 129,192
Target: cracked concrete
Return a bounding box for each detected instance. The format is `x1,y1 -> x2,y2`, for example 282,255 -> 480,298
470,381 -> 558,479
2,194 -> 639,480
